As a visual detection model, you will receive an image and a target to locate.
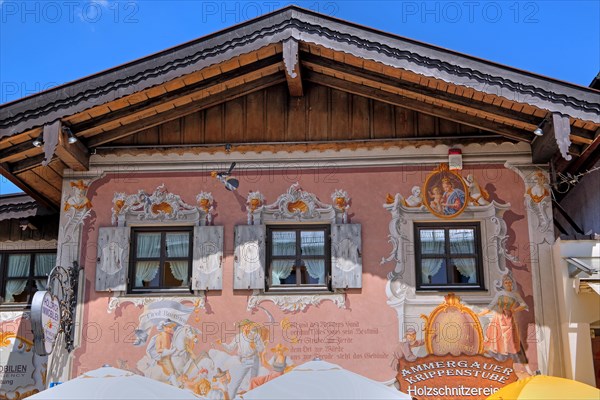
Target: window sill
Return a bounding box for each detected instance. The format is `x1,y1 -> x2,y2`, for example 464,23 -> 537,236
416,286 -> 487,292
126,289 -> 194,296
247,290 -> 346,312
0,303 -> 31,312
266,286 -> 332,295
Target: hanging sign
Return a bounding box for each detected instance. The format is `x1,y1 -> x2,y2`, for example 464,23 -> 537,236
31,290 -> 61,356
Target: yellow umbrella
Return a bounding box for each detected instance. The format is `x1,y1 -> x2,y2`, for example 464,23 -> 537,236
487,375 -> 600,400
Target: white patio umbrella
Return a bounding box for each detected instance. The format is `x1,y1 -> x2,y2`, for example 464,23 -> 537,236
240,359 -> 411,400
27,366 -> 201,399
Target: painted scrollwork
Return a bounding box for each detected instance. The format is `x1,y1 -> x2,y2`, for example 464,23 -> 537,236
111,184 -> 209,226
61,180 -> 93,241
246,191 -> 265,225
247,292 -> 346,313
249,183 -> 350,224
265,182 -> 332,220
331,189 -> 351,223
524,171 -> 552,233
381,193 -> 412,280
489,216 -> 522,271
196,191 -> 215,225
106,296 -> 205,314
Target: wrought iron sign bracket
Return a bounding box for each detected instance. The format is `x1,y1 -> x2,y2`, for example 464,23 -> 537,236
46,261 -> 82,353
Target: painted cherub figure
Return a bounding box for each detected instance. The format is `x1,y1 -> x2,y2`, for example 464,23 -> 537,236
404,186 -> 423,207
428,186 -> 443,213
466,174 -> 490,206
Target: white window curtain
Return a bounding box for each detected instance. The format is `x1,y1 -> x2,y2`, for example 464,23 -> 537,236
135,233 -> 161,287
271,260 -> 294,284
420,230 -> 445,283
302,236 -> 325,284
450,230 -> 477,283
34,254 -> 56,290
6,254 -> 30,302
166,233 -> 189,286
271,232 -> 295,285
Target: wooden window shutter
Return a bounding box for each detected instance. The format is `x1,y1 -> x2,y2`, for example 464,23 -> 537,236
331,224 -> 362,289
233,225 -> 266,290
192,226 -> 223,291
95,226 -> 130,292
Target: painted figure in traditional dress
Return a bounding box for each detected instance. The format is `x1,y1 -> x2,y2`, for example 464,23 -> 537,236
149,320 -> 180,386
64,180 -> 92,211
248,343 -> 294,390
441,178 -> 465,215
208,368 -> 231,400
479,272 -> 528,362
216,319 -> 266,397
395,327 -> 425,362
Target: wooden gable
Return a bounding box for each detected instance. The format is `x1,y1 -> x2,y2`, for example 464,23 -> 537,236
110,82 -> 494,148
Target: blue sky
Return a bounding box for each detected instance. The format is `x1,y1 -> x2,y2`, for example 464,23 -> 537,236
1,0 -> 599,195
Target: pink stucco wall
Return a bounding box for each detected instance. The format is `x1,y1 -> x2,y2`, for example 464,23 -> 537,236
71,163 -> 536,385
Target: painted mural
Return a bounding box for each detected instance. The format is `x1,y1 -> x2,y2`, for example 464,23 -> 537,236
107,298 -> 299,398
66,162 -> 537,399
423,164 -> 468,218
383,163 -> 535,399
0,317 -> 47,400
394,291 -> 525,399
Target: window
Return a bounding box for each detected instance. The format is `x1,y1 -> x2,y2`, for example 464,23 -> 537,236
1,252 -> 56,304
266,225 -> 331,291
129,227 -> 192,293
414,222 -> 484,290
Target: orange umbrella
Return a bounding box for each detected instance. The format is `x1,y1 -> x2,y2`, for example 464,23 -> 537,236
486,375 -> 599,400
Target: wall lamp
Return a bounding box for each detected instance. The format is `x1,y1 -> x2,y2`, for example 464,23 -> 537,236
533,119 -> 547,136
63,126 -> 78,144
32,133 -> 44,147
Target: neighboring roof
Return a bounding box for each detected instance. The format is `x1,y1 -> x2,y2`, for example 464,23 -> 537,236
0,193 -> 51,221
1,6 -> 599,137
591,73 -> 600,90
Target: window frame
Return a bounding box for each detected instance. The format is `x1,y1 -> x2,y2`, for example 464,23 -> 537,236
414,221 -> 485,291
0,251 -> 57,305
128,226 -> 193,294
265,224 -> 332,293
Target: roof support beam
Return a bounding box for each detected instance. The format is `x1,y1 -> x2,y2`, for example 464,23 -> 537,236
302,53 -> 543,130
0,141 -> 36,162
72,55 -> 282,138
10,154 -> 46,174
0,162 -> 56,210
283,39 -> 303,97
305,71 -> 532,142
532,113 -> 573,163
55,124 -> 89,171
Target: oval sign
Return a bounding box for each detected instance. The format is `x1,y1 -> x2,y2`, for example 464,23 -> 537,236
31,291 -> 61,356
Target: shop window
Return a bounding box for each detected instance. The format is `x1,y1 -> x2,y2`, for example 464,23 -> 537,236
0,252 -> 56,304
266,225 -> 331,291
414,222 -> 484,290
128,227 -> 193,293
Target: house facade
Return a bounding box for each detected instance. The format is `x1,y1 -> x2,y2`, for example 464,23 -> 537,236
1,7 -> 599,399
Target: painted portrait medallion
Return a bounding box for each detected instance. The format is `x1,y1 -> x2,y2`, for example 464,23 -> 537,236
423,163 -> 468,219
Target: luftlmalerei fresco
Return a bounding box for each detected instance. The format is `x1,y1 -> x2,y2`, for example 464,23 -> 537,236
0,162 -> 546,400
